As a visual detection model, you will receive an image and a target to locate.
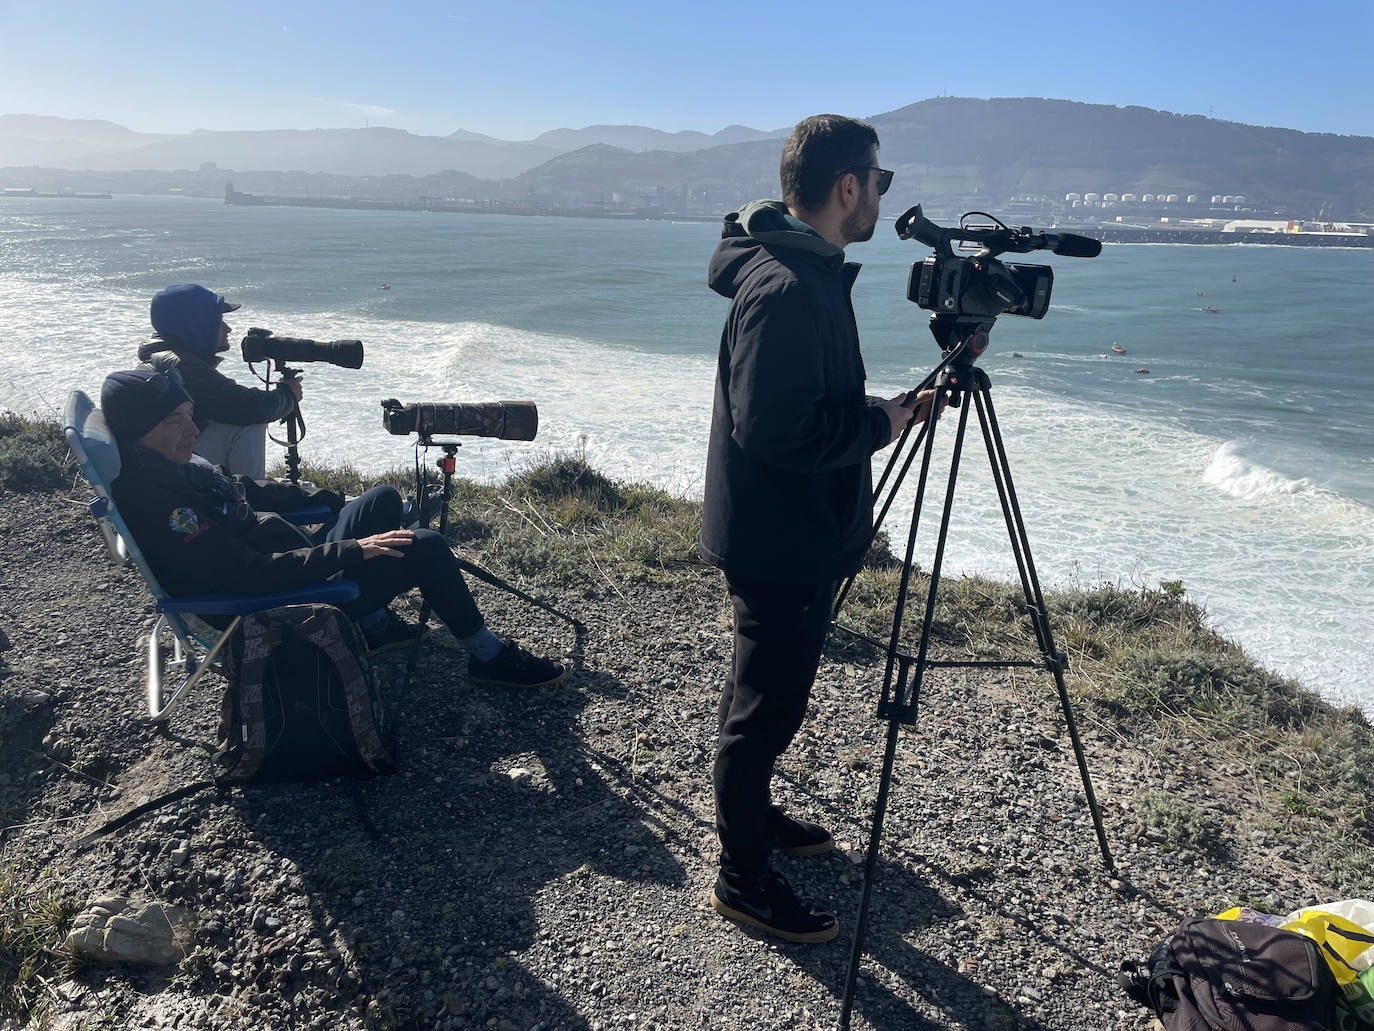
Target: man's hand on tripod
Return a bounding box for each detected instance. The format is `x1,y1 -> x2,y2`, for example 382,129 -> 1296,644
282,377 -> 304,402
878,389 -> 942,445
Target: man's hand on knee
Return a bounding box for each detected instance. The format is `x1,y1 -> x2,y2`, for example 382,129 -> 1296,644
359,529 -> 413,559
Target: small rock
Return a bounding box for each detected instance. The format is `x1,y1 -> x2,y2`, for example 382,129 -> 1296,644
65,897 -> 195,966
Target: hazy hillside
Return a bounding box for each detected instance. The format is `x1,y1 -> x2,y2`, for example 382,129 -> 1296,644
36,126 -> 561,180
507,98 -> 1374,218
4,101 -> 1372,218
0,116 -> 778,179
869,97 -> 1374,218
0,114 -> 174,166
528,123 -> 781,152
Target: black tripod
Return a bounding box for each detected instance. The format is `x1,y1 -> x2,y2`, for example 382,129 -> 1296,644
834,317 -> 1114,1030
400,436 -> 581,686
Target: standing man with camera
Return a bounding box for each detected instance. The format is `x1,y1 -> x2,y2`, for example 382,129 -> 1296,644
701,115 -> 935,942
137,283 -> 301,478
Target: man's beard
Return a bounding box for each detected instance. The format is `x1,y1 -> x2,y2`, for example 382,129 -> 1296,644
840,187 -> 878,244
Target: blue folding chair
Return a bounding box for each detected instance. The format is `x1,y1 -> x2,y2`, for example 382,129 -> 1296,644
63,390 -> 360,722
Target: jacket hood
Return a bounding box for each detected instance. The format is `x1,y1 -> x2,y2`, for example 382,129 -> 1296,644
708,200 -> 846,300
148,283 -> 228,359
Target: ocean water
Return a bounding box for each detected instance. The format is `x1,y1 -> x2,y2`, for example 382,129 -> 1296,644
2,195 -> 1371,706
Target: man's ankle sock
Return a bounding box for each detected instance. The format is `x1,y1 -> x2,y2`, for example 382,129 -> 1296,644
462,626 -> 503,662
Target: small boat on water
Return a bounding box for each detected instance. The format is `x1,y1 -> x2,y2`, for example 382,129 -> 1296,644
1111,342 -> 1126,354
1200,306 -> 1218,314
1135,368 -> 1150,374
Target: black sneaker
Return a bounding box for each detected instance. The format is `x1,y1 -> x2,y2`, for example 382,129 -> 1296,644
363,616 -> 429,659
467,642 -> 566,688
709,871 -> 838,944
768,806 -> 834,857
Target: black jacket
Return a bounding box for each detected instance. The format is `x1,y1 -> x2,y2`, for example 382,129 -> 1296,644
137,339 -> 296,430
700,201 -> 889,584
111,444 -> 359,597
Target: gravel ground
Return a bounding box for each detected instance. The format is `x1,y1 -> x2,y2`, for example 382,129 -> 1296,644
0,489 -> 1350,1031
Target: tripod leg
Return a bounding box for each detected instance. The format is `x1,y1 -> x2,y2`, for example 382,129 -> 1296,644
972,387 -> 1114,871
839,711 -> 904,1031
840,397 -> 974,1029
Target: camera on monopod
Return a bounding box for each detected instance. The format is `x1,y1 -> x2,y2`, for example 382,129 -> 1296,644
240,326 -> 366,482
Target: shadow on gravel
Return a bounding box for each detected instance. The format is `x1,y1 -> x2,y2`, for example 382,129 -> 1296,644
718,848 -> 1059,1031
230,658 -> 681,1030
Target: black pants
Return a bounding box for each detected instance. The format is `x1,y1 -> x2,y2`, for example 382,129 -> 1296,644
319,486 -> 483,639
713,574 -> 837,888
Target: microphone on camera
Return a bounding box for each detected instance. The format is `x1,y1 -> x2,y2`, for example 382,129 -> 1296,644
1046,233 -> 1102,258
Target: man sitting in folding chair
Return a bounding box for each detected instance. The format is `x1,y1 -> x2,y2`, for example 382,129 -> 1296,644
100,368 -> 565,690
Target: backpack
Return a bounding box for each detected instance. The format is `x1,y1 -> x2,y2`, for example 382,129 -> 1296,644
1121,916 -> 1337,1031
215,604 -> 395,783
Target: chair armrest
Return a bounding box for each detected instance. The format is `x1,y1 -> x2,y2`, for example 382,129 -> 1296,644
154,579 -> 361,616
280,504 -> 331,526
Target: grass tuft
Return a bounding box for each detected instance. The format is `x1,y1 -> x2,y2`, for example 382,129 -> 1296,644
0,867 -> 81,1024
0,412 -> 73,493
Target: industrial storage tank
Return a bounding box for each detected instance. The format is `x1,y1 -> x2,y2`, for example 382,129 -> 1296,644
1142,194 -> 1155,202
1103,193 -> 1119,202
1084,192 -> 1100,202
1166,194 -> 1181,203
1187,195 -> 1199,203
1211,195 -> 1224,203
1065,192 -> 1082,201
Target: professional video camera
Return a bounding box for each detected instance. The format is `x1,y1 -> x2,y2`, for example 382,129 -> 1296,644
240,327 -> 365,483
897,205 -> 1101,363
241,327 -> 364,369
379,399 -> 538,443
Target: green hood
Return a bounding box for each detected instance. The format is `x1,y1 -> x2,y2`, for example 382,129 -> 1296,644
735,200 -> 844,259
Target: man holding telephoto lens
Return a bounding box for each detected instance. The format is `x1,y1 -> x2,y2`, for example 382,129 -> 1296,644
137,283 -> 300,479
701,115 -> 937,943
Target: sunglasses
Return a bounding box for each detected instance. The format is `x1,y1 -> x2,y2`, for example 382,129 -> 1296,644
837,165 -> 894,196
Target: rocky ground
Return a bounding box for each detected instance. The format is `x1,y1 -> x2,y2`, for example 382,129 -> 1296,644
1,486 -> 1369,1031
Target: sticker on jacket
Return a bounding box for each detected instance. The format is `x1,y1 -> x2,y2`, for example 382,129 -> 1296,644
168,507 -> 208,541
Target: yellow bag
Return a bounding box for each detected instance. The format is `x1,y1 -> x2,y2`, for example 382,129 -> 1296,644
1282,900 -> 1374,1028
1283,901 -> 1374,983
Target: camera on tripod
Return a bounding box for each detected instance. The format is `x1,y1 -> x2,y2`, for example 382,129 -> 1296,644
379,399 -> 538,442
899,205 -> 1100,321
380,398 -> 540,531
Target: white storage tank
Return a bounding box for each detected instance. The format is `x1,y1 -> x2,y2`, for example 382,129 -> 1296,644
1142,194 -> 1155,202
1187,195 -> 1199,203
1166,194 -> 1181,203
1065,192 -> 1082,201
1121,193 -> 1138,202
1084,192 -> 1100,202
1211,195 -> 1224,203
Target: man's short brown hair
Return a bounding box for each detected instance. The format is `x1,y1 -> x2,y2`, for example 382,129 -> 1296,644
779,114 -> 880,213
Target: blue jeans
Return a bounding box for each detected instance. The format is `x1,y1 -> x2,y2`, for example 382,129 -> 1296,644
319,486 -> 483,639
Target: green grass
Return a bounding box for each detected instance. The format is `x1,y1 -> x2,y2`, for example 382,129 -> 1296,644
0,867 -> 80,1025
0,412 -> 73,493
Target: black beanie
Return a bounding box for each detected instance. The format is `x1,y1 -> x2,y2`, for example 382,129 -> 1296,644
100,369 -> 194,442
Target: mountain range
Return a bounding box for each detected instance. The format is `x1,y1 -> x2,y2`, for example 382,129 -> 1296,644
0,115 -> 783,180
3,100 -> 1372,219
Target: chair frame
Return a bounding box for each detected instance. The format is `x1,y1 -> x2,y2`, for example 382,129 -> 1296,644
63,390 -> 358,722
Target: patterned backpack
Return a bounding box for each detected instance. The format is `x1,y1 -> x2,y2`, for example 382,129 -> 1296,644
215,604 -> 395,783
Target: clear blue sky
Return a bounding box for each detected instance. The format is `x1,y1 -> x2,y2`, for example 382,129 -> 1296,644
2,0 -> 1371,140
